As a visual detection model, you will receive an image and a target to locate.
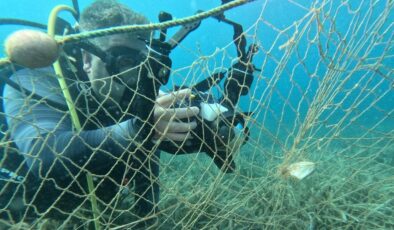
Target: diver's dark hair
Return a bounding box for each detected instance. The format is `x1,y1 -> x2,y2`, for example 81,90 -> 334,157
79,0 -> 151,46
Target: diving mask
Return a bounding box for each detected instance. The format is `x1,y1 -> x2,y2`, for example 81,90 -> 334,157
103,46 -> 147,76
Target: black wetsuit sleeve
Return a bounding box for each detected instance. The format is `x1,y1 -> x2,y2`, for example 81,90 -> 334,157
3,68 -> 141,180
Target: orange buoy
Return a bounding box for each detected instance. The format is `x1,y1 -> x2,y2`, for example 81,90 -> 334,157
5,30 -> 59,68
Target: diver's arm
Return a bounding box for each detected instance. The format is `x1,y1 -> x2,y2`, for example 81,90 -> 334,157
3,68 -> 140,179
27,118 -> 138,179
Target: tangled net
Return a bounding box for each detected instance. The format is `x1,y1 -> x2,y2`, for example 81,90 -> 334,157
1,0 -> 393,229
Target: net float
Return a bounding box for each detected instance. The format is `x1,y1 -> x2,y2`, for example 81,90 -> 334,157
5,29 -> 59,68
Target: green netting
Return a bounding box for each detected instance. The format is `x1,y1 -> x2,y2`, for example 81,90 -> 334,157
1,0 -> 393,229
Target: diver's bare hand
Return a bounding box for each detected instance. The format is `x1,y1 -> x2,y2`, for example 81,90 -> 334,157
153,89 -> 199,142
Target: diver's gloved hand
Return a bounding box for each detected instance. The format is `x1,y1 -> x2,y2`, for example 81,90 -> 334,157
153,89 -> 200,142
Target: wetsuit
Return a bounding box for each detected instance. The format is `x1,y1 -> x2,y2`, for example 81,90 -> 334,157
1,67 -> 159,222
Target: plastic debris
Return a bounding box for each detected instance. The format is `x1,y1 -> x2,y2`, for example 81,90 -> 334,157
282,161 -> 316,180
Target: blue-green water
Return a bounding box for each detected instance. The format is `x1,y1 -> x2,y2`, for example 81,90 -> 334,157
1,0 -> 392,133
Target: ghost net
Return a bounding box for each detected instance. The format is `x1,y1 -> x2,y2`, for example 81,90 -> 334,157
0,0 -> 393,229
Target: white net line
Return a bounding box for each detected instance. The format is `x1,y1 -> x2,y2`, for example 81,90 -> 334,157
1,0 -> 393,229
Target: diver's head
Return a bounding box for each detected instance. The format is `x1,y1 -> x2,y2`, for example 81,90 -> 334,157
79,0 -> 151,104
81,36 -> 149,103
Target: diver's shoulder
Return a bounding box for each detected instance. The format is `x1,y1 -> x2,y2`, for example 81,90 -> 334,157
5,67 -> 64,100
7,67 -> 60,91
9,67 -> 56,82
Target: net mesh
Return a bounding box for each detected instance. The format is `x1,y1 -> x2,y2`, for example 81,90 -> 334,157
1,0 -> 393,229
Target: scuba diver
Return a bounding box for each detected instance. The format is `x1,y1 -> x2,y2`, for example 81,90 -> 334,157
0,0 -> 259,227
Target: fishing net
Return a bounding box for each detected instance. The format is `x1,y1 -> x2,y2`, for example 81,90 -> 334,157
1,0 -> 393,229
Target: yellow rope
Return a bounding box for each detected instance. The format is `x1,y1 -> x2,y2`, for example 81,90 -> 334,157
1,0 -> 251,68
47,5 -> 82,131
59,0 -> 252,44
48,5 -> 100,230
0,58 -> 11,67
48,5 -> 78,37
48,7 -> 101,230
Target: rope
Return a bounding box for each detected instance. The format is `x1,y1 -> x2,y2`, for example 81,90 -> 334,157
59,0 -> 253,44
47,6 -> 100,230
0,0 -> 252,68
0,58 -> 11,67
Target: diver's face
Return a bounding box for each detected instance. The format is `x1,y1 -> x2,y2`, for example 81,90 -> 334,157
83,36 -> 147,104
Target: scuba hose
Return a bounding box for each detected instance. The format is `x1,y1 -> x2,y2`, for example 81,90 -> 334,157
0,18 -> 46,29
47,5 -> 81,130
47,6 -> 100,230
